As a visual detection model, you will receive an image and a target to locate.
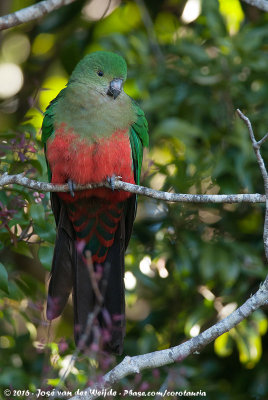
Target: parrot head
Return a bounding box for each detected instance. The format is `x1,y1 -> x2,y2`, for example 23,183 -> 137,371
68,51 -> 127,100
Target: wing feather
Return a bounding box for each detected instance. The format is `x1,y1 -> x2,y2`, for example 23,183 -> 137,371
130,100 -> 149,185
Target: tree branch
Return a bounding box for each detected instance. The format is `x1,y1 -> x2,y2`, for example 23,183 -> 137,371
70,279 -> 268,400
0,172 -> 266,204
237,110 -> 268,193
241,0 -> 268,12
2,111 -> 268,399
0,0 -> 77,31
237,108 -> 268,261
67,110 -> 268,400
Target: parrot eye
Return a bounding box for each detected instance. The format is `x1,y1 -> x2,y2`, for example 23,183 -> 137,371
97,70 -> 104,77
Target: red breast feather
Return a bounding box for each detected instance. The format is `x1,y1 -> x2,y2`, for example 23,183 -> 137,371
46,123 -> 135,263
46,123 -> 135,203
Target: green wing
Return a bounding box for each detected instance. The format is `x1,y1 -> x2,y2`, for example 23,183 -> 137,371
41,90 -> 65,182
130,101 -> 149,185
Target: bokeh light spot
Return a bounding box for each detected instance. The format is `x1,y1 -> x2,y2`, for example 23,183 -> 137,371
39,76 -> 68,111
32,33 -> 55,56
0,63 -> 24,99
2,33 -> 30,64
181,0 -> 201,24
124,271 -> 137,290
190,324 -> 201,337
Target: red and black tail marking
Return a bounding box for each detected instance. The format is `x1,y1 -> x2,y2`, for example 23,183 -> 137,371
47,192 -> 137,354
67,198 -> 123,263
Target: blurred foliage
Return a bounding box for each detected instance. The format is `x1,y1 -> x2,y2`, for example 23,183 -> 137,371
0,0 -> 268,399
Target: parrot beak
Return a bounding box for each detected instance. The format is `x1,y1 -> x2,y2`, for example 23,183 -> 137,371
107,78 -> 123,99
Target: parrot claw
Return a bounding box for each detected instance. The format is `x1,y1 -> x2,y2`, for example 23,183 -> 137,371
107,175 -> 122,191
67,179 -> 76,197
107,175 -> 116,191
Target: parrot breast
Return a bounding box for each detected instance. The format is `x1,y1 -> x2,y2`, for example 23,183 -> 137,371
46,123 -> 135,203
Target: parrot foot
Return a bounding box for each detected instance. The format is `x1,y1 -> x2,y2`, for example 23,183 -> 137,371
67,179 -> 76,197
107,175 -> 116,191
107,175 -> 121,191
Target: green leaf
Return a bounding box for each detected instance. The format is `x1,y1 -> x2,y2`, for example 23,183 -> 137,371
154,118 -> 203,141
214,331 -> 233,357
30,159 -> 43,174
39,245 -> 54,270
0,262 -> 9,294
11,241 -> 33,259
47,378 -> 60,386
34,223 -> 56,243
30,204 -> 56,242
7,280 -> 25,301
18,123 -> 37,136
29,203 -> 45,224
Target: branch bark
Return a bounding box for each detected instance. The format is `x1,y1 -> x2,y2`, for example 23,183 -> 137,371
0,172 -> 266,204
69,110 -> 268,399
70,279 -> 268,399
1,111 -> 267,399
237,109 -> 268,259
241,0 -> 268,12
0,0 -> 77,30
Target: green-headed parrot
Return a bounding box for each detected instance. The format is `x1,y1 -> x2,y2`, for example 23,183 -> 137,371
41,51 -> 149,354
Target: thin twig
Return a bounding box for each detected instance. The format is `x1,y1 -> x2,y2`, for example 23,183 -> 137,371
2,112 -> 268,398
237,109 -> 268,261
70,279 -> 268,400
100,0 -> 112,20
77,305 -> 102,351
257,132 -> 268,148
51,307 -> 102,400
68,111 -> 268,400
135,0 -> 164,63
155,375 -> 170,400
85,251 -> 104,305
237,109 -> 268,193
52,256 -> 111,397
0,172 -> 266,204
0,0 -> 77,30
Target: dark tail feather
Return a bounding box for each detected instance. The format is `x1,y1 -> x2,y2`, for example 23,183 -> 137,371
46,199 -> 74,320
72,250 -> 95,344
101,215 -> 126,354
47,194 -> 133,354
46,205 -> 126,354
73,216 -> 126,354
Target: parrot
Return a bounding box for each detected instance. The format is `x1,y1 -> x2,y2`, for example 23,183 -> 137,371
41,51 -> 149,354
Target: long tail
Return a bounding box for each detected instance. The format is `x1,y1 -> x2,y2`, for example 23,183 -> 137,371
46,196 -> 74,321
46,194 -> 135,354
72,215 -> 125,353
